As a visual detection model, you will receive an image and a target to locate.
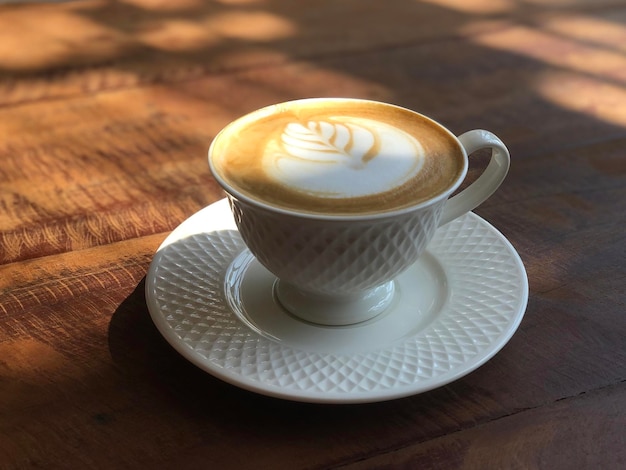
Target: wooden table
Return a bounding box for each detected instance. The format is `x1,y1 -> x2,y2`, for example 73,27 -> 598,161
1,0 -> 624,468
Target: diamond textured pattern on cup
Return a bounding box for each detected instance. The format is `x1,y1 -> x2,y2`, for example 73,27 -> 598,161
150,212 -> 526,396
232,204 -> 440,295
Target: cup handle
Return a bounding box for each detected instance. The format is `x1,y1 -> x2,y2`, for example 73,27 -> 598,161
439,129 -> 510,226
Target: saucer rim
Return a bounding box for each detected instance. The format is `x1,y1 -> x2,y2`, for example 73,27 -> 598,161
145,199 -> 529,404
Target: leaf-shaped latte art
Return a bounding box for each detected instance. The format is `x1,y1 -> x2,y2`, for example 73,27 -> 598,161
264,116 -> 425,199
281,121 -> 378,169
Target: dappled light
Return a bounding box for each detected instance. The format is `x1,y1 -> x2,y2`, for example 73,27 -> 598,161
471,21 -> 626,83
204,11 -> 296,41
468,12 -> 626,127
136,19 -> 220,52
418,0 -> 514,15
1,0 -> 625,124
1,0 -> 625,215
0,2 -> 297,72
135,11 -> 296,51
534,71 -> 626,127
118,0 -> 207,11
1,1 -> 625,468
541,12 -> 626,52
0,5 -> 131,71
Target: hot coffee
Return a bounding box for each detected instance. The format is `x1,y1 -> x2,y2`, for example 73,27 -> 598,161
208,98 -> 511,324
210,99 -> 465,215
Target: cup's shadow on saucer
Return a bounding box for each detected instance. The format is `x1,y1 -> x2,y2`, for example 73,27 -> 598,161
106,230 -> 397,415
106,276 -> 471,438
106,236 -> 523,453
107,229 -> 438,402
107,278 -> 458,439
109,206 -> 527,411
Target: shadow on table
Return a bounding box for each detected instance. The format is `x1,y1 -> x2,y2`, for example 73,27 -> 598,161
108,275 -> 491,452
88,0 -> 626,463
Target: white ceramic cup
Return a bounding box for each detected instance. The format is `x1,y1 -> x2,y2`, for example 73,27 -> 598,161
209,99 -> 510,326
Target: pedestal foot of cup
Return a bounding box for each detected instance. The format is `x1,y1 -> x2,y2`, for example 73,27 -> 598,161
274,281 -> 396,326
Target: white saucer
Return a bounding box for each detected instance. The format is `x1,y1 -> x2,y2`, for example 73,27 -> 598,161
145,199 -> 528,404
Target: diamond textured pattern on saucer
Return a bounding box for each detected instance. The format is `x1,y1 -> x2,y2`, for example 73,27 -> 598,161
146,199 -> 528,403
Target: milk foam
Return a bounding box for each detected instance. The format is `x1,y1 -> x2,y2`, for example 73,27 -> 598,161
262,117 -> 425,198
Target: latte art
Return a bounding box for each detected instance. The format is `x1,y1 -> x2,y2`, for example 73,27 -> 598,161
281,121 -> 379,170
210,99 -> 465,215
265,118 -> 425,198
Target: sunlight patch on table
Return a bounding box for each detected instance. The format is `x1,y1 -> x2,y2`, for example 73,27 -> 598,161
0,7 -> 132,71
0,3 -> 295,71
417,0 -> 514,15
117,0 -> 205,11
538,12 -> 626,54
466,13 -> 626,127
138,11 -> 295,51
470,22 -> 626,86
137,19 -> 220,51
213,0 -> 266,4
533,71 -> 626,128
205,11 -> 296,42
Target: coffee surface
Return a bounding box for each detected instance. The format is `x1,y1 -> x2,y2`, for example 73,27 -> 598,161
211,100 -> 464,215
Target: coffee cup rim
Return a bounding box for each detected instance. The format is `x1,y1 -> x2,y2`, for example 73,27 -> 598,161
208,97 -> 468,221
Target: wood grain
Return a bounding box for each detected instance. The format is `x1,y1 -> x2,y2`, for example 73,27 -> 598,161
1,0 -> 625,469
0,0 -> 623,106
339,382 -> 626,469
3,17 -> 626,263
